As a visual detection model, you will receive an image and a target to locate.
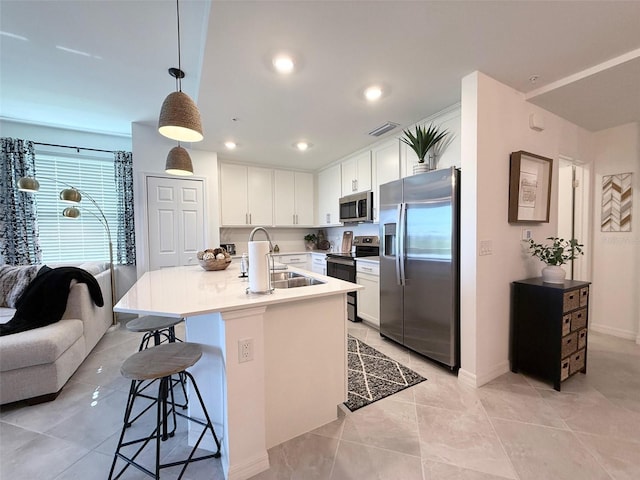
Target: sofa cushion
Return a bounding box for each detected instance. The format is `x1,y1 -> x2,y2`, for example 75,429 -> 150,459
0,319 -> 83,371
0,265 -> 42,308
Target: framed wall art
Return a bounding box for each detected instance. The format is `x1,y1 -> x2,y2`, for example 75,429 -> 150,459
601,172 -> 632,232
508,150 -> 553,223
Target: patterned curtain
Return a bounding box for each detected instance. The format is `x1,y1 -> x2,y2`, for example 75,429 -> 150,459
114,151 -> 136,265
0,138 -> 42,265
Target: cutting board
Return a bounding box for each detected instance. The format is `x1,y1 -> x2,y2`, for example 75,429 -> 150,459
341,231 -> 353,253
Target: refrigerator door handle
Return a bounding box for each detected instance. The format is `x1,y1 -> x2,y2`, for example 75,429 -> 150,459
395,204 -> 402,286
399,202 -> 406,286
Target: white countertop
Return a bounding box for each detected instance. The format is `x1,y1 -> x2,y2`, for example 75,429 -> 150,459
114,263 -> 360,318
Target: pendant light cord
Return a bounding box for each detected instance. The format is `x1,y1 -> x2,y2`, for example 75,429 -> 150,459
176,0 -> 182,92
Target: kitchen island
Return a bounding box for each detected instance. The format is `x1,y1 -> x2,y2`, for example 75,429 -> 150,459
114,263 -> 360,480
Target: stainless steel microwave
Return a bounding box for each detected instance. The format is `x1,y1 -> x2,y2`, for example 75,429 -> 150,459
339,191 -> 373,223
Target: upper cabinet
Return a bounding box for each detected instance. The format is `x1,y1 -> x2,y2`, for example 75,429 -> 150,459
316,163 -> 342,226
219,163 -> 273,226
274,170 -> 314,227
371,138 -> 401,222
341,151 -> 371,195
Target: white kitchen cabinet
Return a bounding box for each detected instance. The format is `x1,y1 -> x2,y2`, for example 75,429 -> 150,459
220,163 -> 273,226
371,139 -> 401,223
310,252 -> 327,275
341,151 -> 371,195
272,253 -> 310,271
274,170 -> 314,226
356,259 -> 379,327
316,164 -> 342,226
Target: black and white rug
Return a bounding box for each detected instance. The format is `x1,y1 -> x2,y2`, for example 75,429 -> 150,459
345,334 -> 426,411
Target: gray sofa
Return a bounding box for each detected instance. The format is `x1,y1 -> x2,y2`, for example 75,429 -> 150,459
0,263 -> 113,404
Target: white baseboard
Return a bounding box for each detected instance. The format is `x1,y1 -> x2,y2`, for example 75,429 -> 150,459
458,360 -> 510,388
227,452 -> 270,480
589,322 -> 637,341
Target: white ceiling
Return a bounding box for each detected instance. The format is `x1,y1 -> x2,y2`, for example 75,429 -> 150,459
1,1 -> 640,171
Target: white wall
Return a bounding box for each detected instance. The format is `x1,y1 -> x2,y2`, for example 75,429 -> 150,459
131,122 -> 220,276
459,71 -> 594,387
590,122 -> 640,342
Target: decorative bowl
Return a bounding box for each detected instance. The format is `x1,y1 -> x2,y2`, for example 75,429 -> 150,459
198,257 -> 231,271
197,248 -> 232,271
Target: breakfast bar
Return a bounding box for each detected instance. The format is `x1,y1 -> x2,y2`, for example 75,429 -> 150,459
114,263 -> 360,480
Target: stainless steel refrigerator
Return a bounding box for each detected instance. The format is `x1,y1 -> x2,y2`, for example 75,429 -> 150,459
379,167 -> 460,369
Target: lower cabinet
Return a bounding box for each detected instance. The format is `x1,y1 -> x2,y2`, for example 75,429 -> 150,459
511,278 -> 590,391
272,253 -> 310,271
310,252 -> 327,275
356,260 -> 379,327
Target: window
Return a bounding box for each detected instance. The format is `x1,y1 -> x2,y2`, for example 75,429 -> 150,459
35,153 -> 118,264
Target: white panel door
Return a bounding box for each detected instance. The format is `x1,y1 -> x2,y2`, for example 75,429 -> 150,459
147,176 -> 205,271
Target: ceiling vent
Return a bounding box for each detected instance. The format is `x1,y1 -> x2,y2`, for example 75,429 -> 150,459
368,121 -> 400,137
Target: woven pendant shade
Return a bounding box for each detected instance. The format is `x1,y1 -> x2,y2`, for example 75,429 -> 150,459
158,91 -> 203,143
165,145 -> 194,176
60,188 -> 82,203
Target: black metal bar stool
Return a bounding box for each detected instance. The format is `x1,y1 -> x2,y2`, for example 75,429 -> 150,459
124,315 -> 188,426
109,342 -> 221,480
126,315 -> 184,351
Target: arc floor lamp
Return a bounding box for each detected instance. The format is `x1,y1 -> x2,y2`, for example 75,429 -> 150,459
17,176 -> 118,325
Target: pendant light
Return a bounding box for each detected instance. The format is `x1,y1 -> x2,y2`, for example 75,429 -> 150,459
165,143 -> 194,176
158,0 -> 203,143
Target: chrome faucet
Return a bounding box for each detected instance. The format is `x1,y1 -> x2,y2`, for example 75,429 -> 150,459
248,226 -> 274,252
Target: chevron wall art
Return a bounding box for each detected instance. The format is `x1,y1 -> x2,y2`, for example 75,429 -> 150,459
601,173 -> 632,232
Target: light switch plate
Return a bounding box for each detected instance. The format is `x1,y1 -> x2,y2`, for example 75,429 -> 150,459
521,228 -> 532,241
479,240 -> 493,256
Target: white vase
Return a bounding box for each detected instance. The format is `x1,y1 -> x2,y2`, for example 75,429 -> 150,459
413,163 -> 430,175
541,265 -> 566,284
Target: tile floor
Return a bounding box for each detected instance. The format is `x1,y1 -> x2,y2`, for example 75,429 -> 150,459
1,321 -> 639,480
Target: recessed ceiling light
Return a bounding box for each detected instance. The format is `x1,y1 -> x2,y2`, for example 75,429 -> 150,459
294,141 -> 311,151
224,141 -> 237,150
364,86 -> 383,101
273,55 -> 295,74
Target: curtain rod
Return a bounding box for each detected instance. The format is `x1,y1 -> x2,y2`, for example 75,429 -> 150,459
33,141 -> 118,154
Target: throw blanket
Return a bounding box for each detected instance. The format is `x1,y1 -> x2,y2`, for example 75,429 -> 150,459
0,266 -> 104,336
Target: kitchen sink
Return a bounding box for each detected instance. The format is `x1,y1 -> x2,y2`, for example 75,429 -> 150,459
270,271 -> 326,288
270,271 -> 304,281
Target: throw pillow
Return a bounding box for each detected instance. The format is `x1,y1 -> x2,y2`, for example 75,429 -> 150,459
0,265 -> 42,308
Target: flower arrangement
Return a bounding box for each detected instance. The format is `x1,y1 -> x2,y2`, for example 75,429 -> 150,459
303,233 -> 318,250
528,237 -> 584,266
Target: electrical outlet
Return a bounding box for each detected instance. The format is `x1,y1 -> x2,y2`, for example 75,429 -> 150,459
238,338 -> 254,363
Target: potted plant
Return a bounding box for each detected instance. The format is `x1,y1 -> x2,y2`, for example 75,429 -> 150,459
400,123 -> 449,174
528,237 -> 584,283
303,233 -> 318,251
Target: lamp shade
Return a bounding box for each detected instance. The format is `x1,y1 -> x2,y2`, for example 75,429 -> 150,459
60,188 -> 82,203
158,91 -> 204,142
17,176 -> 40,192
165,145 -> 194,176
62,207 -> 81,218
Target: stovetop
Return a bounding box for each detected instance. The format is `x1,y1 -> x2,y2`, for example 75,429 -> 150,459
327,235 -> 379,260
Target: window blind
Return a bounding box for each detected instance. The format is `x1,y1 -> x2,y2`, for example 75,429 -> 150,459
35,153 -> 118,264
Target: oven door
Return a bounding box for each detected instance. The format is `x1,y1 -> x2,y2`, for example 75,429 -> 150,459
326,257 -> 359,322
